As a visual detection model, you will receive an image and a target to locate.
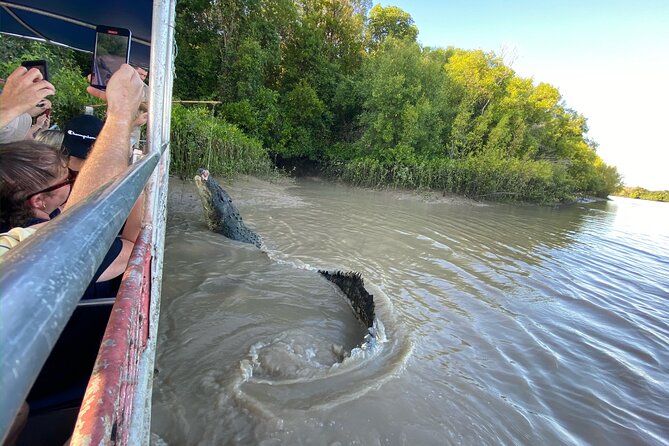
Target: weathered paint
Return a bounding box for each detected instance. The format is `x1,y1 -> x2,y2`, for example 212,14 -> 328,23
70,227 -> 152,446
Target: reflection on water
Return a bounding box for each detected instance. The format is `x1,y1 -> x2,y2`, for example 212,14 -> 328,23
152,178 -> 669,445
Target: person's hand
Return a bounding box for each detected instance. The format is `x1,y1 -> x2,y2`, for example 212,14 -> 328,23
88,64 -> 144,125
27,98 -> 52,118
133,111 -> 148,128
135,67 -> 148,82
35,113 -> 49,129
86,66 -> 148,103
85,77 -> 106,102
0,66 -> 55,127
25,114 -> 50,140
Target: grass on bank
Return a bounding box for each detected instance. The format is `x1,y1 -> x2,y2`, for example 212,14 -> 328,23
170,107 -> 605,204
326,155 -> 575,204
170,104 -> 278,179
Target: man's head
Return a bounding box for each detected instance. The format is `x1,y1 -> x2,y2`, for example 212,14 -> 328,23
63,114 -> 103,162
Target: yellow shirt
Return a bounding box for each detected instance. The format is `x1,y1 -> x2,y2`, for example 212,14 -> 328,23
0,227 -> 37,256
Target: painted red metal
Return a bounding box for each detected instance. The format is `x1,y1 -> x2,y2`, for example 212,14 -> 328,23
70,225 -> 153,445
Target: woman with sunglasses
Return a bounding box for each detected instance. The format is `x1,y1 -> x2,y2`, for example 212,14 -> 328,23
1,64 -> 147,444
0,141 -> 72,232
0,140 -> 134,292
0,140 -> 136,430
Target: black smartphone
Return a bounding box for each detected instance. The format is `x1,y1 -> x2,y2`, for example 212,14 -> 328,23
21,60 -> 49,81
90,25 -> 132,90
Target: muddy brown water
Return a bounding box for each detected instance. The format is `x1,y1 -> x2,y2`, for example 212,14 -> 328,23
151,176 -> 669,445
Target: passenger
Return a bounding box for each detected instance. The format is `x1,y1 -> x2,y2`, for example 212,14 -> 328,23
34,128 -> 64,148
0,64 -> 146,283
25,99 -> 51,140
0,66 -> 55,143
0,141 -> 71,232
62,114 -> 103,173
0,66 -> 147,440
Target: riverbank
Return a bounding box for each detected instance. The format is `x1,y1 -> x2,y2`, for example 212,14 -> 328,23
167,174 -> 484,220
167,172 -> 609,219
611,186 -> 669,202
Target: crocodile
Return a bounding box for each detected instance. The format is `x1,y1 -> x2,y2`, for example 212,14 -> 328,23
194,169 -> 375,330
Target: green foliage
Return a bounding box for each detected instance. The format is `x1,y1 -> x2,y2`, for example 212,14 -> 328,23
356,38 -> 451,159
165,1 -> 622,202
367,4 -> 418,50
4,3 -> 624,202
0,37 -> 95,126
275,79 -> 328,159
170,104 -> 276,178
221,86 -> 281,149
613,187 -> 669,202
329,154 -> 573,203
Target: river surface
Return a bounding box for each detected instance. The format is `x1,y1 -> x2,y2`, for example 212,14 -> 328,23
151,176 -> 669,446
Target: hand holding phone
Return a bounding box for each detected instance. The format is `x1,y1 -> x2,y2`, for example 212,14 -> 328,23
21,60 -> 49,81
90,25 -> 132,90
29,98 -> 52,118
0,66 -> 54,128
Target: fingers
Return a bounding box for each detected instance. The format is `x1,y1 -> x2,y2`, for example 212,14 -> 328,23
8,65 -> 29,80
0,66 -> 55,123
86,66 -> 148,104
38,114 -> 49,126
105,64 -> 145,118
28,97 -> 53,117
133,111 -> 148,127
135,67 -> 148,81
7,65 -> 55,95
19,67 -> 55,97
86,85 -> 107,102
23,66 -> 43,82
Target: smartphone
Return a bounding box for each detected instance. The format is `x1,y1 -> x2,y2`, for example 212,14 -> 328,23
90,25 -> 132,90
21,60 -> 49,81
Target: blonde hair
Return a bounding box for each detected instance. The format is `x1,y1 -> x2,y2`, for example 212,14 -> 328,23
34,129 -> 65,149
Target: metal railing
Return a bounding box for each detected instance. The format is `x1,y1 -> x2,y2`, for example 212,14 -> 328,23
0,1 -> 177,442
0,144 -> 166,440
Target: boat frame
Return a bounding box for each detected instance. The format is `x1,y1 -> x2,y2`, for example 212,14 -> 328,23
0,0 -> 176,443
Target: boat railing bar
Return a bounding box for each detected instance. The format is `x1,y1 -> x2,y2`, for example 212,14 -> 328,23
0,142 -> 167,442
75,298 -> 116,307
71,223 -> 154,445
88,100 -> 222,109
122,1 -> 176,442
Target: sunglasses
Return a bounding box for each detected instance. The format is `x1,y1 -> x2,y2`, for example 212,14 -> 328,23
25,169 -> 77,200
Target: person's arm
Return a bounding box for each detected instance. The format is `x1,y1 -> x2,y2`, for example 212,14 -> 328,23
94,190 -> 143,281
96,239 -> 134,282
121,193 -> 144,243
62,65 -> 144,283
0,67 -> 55,128
64,64 -> 144,209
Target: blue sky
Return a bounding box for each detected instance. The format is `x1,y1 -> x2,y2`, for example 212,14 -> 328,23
381,1 -> 669,190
